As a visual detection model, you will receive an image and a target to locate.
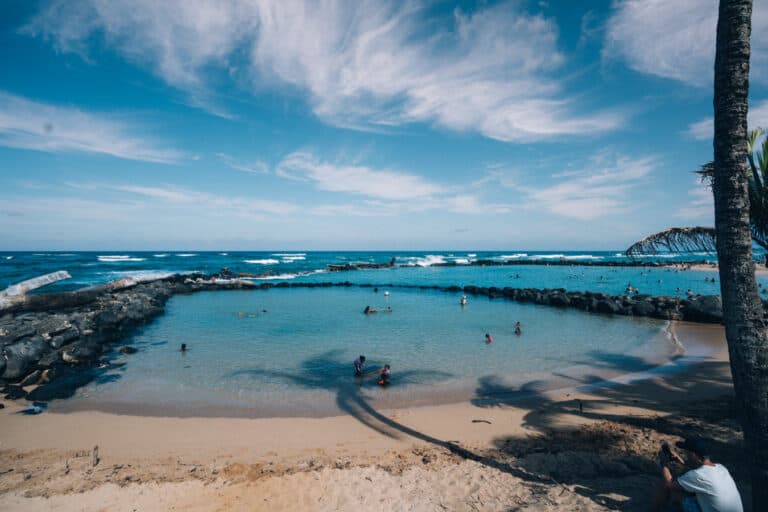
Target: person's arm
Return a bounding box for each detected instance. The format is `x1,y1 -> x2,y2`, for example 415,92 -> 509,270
659,450 -> 687,493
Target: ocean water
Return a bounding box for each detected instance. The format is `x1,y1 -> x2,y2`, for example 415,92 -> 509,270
1,250 -> 749,417
1,250 -> 764,298
58,287 -> 675,417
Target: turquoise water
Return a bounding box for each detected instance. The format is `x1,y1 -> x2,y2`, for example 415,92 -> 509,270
60,287 -> 674,417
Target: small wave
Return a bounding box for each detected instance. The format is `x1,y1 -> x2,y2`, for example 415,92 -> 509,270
219,252 -> 229,256
4,256 -> 12,260
467,253 -> 477,258
499,253 -> 529,260
563,255 -> 604,260
272,253 -> 306,257
253,273 -> 298,280
98,256 -> 147,262
57,253 -> 76,257
101,271 -> 176,281
153,254 -> 169,258
244,259 -> 280,265
413,255 -> 447,267
281,256 -> 306,262
175,253 -> 197,257
453,258 -> 470,265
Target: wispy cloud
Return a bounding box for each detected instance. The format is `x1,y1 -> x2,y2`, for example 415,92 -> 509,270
217,153 -> 270,174
523,153 -> 656,220
24,0 -> 625,142
604,0 -> 768,87
0,91 -> 183,163
275,151 -> 447,200
686,100 -> 768,140
676,180 -> 713,220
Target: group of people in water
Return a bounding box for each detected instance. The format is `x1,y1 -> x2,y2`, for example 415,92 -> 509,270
353,355 -> 391,386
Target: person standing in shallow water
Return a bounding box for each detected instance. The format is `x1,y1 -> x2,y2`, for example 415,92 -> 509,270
353,355 -> 366,376
514,322 -> 522,335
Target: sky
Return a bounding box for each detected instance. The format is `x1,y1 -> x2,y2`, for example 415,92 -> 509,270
1,0 -> 767,251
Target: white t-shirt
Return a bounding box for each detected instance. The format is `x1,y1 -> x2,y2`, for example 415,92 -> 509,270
677,464 -> 743,512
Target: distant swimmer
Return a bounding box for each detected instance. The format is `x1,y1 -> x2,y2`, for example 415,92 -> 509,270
384,306 -> 393,313
485,333 -> 493,344
686,289 -> 695,298
374,287 -> 378,293
364,305 -> 378,314
460,295 -> 467,306
514,322 -> 522,335
180,343 -> 188,352
378,364 -> 391,386
354,355 -> 366,376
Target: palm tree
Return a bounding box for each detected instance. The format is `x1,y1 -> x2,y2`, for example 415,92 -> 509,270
713,1 -> 768,508
625,128 -> 768,262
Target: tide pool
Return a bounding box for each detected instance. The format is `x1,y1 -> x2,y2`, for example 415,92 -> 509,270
58,287 -> 676,418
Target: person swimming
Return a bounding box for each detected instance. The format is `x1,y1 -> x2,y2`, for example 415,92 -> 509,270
485,333 -> 493,344
364,305 -> 378,314
180,343 -> 188,352
378,364 -> 391,386
514,322 -> 521,335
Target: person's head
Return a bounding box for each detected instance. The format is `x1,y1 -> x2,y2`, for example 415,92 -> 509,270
384,364 -> 390,370
181,343 -> 187,351
676,438 -> 710,467
485,333 -> 490,338
360,355 -> 366,362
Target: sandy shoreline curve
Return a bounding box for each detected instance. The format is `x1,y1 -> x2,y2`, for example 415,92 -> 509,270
0,321 -> 745,511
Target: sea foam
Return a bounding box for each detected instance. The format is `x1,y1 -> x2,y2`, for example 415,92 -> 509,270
244,259 -> 280,265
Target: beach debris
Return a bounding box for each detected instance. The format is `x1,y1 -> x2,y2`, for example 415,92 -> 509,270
92,445 -> 100,467
22,404 -> 43,415
471,419 -> 492,424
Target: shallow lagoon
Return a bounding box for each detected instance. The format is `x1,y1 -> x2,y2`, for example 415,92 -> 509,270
60,287 -> 676,417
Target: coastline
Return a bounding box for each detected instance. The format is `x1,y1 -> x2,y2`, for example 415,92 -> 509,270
0,321 -> 744,511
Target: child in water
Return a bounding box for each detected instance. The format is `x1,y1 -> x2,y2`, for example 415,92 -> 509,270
378,364 -> 391,386
485,333 -> 493,344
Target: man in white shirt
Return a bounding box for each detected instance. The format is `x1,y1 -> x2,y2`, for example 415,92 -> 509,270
652,437 -> 743,512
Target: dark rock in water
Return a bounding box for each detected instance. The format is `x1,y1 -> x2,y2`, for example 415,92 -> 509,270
118,345 -> 138,354
62,342 -> 101,365
595,299 -> 622,315
632,301 -> 656,316
38,349 -> 63,368
3,384 -> 27,400
19,369 -> 42,387
548,294 -> 570,307
682,295 -> 723,323
2,336 -> 47,380
35,315 -> 72,337
0,324 -> 36,346
26,367 -> 95,401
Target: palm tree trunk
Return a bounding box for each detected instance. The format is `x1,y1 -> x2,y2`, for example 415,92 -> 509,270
714,1 -> 768,508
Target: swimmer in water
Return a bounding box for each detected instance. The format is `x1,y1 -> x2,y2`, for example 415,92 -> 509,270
378,364 -> 391,386
180,343 -> 188,352
514,322 -> 521,335
485,333 -> 493,344
460,295 -> 467,306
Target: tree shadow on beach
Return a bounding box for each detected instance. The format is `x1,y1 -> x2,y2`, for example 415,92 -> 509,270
469,350 -> 747,510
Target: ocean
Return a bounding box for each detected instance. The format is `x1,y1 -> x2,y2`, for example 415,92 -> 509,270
1,250 -> 755,417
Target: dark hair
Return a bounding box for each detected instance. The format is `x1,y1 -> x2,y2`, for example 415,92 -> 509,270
181,343 -> 187,351
384,364 -> 390,369
676,438 -> 710,458
360,355 -> 366,361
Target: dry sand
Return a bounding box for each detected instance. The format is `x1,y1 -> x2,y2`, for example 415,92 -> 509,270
0,322 -> 750,511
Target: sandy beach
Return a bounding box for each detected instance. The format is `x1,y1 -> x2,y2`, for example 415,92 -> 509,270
0,321 -> 748,511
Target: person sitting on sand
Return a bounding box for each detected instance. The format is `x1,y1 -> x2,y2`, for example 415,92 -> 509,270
652,437 -> 743,512
354,355 -> 366,376
364,305 -> 378,314
514,322 -> 521,335
485,333 -> 493,344
378,364 -> 391,386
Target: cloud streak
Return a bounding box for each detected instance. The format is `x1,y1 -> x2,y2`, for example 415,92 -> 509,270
0,91 -> 183,163
604,0 -> 768,87
25,0 -> 625,142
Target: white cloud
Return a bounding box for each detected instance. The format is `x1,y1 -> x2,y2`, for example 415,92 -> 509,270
0,91 -> 183,163
25,0 -> 625,142
217,153 -> 270,174
676,181 -> 714,220
604,0 -> 768,87
275,151 -> 447,200
524,154 -> 656,220
686,99 -> 768,140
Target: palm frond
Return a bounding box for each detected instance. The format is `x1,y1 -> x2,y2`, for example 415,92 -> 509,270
625,227 -> 717,258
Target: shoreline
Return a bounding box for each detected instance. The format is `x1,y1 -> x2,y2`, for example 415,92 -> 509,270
0,321 -> 744,511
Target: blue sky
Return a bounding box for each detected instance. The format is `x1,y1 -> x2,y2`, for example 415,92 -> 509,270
1,0 -> 767,250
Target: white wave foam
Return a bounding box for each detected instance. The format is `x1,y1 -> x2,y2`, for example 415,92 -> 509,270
4,256 -> 12,260
563,255 -> 604,260
57,253 -> 76,257
253,273 -> 298,280
244,259 -> 280,265
281,256 -> 306,262
98,256 -> 146,262
272,253 -> 307,257
153,253 -> 169,258
175,253 -> 197,257
467,253 -> 477,258
219,252 -> 229,256
499,253 -> 529,259
102,271 -> 176,281
453,258 -> 470,265
413,255 -> 447,267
